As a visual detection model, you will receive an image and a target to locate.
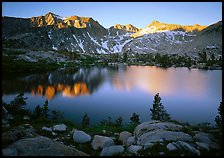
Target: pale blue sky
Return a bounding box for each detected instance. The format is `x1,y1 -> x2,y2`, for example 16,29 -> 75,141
2,2 -> 222,28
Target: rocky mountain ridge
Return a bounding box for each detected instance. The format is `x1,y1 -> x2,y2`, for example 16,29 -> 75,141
2,12 -> 222,58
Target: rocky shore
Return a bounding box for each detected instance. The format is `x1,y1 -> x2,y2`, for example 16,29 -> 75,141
2,115 -> 221,156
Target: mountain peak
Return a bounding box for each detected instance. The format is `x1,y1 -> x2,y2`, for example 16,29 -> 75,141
151,20 -> 161,24
45,12 -> 55,15
113,24 -> 139,32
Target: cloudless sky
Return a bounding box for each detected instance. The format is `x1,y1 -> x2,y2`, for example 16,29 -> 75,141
2,2 -> 222,28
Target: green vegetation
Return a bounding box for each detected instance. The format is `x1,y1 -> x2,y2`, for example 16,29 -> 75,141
2,47 -> 222,80
198,51 -> 222,69
150,93 -> 171,122
2,55 -> 60,79
3,39 -> 27,48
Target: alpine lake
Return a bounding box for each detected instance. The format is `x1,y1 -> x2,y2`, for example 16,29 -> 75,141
2,65 -> 222,126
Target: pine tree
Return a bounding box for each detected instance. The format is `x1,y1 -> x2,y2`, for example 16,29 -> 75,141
42,100 -> 49,118
33,105 -> 42,118
215,102 -> 223,129
130,113 -> 140,124
150,93 -> 171,121
82,113 -> 90,127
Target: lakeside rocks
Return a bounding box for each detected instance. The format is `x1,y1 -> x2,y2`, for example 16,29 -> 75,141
73,130 -> 91,144
100,145 -> 124,156
2,120 -> 221,156
2,136 -> 89,156
91,135 -> 115,150
52,124 -> 67,132
126,136 -> 136,146
127,145 -> 142,154
134,121 -> 183,138
119,131 -> 132,145
2,124 -> 37,148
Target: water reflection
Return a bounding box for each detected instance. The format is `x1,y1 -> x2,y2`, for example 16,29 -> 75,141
2,65 -> 221,125
112,66 -> 207,97
2,66 -> 218,99
2,66 -> 110,99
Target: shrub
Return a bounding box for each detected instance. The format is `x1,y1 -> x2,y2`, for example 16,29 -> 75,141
51,110 -> 63,120
115,116 -> 123,126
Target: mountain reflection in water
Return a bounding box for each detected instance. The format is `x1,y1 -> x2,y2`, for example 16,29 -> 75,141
2,65 -> 221,125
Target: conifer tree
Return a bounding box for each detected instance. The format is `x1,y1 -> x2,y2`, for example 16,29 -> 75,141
150,93 -> 171,121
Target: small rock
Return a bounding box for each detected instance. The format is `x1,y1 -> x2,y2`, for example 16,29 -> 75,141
52,132 -> 57,136
143,142 -> 155,150
127,145 -> 142,154
126,136 -> 135,146
100,145 -> 124,156
167,142 -> 178,151
119,131 -> 132,145
23,116 -> 30,120
91,135 -> 114,150
159,152 -> 165,155
73,130 -> 91,144
53,124 -> 67,132
42,127 -> 52,132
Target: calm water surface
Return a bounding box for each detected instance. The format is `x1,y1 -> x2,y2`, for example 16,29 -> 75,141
2,66 -> 222,126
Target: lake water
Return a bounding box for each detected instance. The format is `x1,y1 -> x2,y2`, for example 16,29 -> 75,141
2,65 -> 222,126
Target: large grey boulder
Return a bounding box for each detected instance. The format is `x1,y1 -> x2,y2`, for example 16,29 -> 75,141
134,121 -> 183,138
127,145 -> 142,154
91,135 -> 114,150
136,129 -> 193,146
100,145 -> 124,156
2,136 -> 89,156
119,131 -> 132,145
73,130 -> 91,143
